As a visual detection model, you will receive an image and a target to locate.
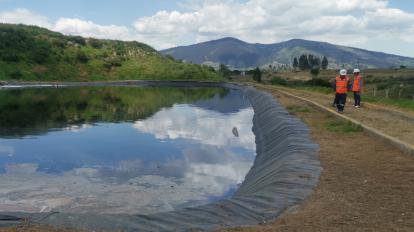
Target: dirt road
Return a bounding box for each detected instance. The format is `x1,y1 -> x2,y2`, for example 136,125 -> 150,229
219,85 -> 414,232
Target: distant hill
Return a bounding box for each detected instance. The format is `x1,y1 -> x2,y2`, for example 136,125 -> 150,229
161,37 -> 414,69
0,24 -> 220,81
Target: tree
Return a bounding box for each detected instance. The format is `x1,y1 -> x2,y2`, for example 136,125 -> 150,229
298,54 -> 310,70
252,67 -> 262,83
219,64 -> 232,79
321,56 -> 329,70
293,57 -> 298,70
308,54 -> 315,67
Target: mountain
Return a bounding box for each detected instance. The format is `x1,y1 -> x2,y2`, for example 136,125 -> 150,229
161,37 -> 414,69
0,24 -> 220,81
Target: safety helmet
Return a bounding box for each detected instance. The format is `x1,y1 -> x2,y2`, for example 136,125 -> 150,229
353,68 -> 360,73
339,69 -> 347,76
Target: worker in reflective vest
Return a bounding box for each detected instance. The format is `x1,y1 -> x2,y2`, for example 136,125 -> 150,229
352,69 -> 363,108
335,69 -> 350,113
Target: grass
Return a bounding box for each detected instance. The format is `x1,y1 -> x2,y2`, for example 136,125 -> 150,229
325,120 -> 363,133
286,105 -> 311,113
362,95 -> 414,110
289,86 -> 414,112
262,68 -> 414,112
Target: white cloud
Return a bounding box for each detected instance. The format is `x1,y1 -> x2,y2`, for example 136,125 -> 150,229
0,8 -> 51,28
54,18 -> 131,40
0,8 -> 131,41
132,0 -> 414,53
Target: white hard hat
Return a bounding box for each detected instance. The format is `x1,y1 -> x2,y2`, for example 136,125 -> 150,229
353,69 -> 360,73
339,69 -> 347,76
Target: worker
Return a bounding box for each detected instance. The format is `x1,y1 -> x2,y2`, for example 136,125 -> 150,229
335,69 -> 350,113
352,69 -> 363,108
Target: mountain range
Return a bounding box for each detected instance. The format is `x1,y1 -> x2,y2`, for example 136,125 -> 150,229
161,37 -> 414,69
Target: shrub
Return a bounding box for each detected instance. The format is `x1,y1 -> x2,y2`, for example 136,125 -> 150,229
310,68 -> 320,77
270,76 -> 287,86
305,78 -> 331,87
10,70 -> 23,79
69,36 -> 86,46
89,39 -> 103,49
76,51 -> 89,63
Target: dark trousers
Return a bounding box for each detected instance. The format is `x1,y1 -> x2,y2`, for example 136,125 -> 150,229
354,91 -> 361,106
336,93 -> 347,112
333,93 -> 340,106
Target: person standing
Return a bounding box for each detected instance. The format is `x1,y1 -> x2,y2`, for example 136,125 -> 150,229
352,69 -> 363,108
335,69 -> 350,113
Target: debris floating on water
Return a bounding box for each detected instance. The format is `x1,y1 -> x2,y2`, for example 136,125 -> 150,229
232,127 -> 239,137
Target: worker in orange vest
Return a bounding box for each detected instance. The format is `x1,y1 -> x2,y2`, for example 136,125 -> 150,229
352,69 -> 363,108
335,69 -> 350,113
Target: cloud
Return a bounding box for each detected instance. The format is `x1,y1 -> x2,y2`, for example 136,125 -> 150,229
54,18 -> 131,40
1,1 -> 414,55
132,0 -> 414,50
0,8 -> 131,41
0,8 -> 51,28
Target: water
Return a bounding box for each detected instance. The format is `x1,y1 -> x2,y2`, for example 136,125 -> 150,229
0,86 -> 255,215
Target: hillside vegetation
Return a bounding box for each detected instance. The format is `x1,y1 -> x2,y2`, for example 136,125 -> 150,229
0,24 -> 221,81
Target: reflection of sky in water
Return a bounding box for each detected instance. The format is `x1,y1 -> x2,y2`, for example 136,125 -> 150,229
0,89 -> 256,214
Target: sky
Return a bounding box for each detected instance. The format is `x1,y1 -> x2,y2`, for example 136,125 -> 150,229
1,0 -> 414,57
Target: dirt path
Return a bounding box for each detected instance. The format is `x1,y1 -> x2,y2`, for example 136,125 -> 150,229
219,86 -> 414,232
262,85 -> 414,147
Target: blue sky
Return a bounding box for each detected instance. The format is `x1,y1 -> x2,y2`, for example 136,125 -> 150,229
389,0 -> 414,12
1,0 -> 414,57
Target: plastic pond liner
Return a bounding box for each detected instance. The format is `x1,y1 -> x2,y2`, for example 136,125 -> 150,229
0,81 -> 321,231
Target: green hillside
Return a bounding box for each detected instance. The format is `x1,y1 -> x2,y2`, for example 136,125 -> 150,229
0,24 -> 221,81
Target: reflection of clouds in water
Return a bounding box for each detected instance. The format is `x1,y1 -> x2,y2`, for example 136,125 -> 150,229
182,146 -> 253,193
0,148 -> 253,214
0,145 -> 14,157
133,105 -> 255,150
96,145 -> 253,197
0,103 -> 256,214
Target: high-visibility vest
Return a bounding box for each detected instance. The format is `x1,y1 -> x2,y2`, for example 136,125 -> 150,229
336,76 -> 349,94
352,75 -> 362,92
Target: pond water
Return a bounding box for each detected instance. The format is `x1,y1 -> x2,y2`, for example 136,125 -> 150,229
0,86 -> 256,215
